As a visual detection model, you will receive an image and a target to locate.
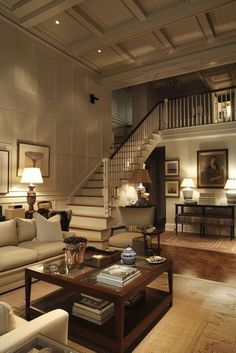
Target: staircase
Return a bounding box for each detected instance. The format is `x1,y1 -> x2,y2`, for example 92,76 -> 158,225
68,132 -> 161,248
69,87 -> 236,247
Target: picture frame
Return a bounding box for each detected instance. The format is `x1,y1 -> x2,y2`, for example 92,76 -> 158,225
165,180 -> 180,197
17,142 -> 50,177
197,149 -> 228,188
0,150 -> 9,194
165,159 -> 179,177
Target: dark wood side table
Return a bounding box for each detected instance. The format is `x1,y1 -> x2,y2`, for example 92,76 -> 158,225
175,203 -> 235,239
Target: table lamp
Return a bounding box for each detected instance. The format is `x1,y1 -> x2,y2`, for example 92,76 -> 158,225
20,167 -> 43,211
181,178 -> 195,203
224,179 -> 236,204
131,168 -> 151,206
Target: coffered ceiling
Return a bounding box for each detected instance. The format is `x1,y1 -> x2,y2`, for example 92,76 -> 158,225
0,0 -> 236,89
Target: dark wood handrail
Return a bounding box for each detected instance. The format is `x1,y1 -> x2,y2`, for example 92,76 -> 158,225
110,99 -> 164,159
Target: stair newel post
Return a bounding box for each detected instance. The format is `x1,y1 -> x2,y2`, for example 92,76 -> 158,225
102,158 -> 110,216
164,98 -> 168,130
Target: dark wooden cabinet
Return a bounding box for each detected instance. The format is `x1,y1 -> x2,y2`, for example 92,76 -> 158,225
175,203 -> 235,240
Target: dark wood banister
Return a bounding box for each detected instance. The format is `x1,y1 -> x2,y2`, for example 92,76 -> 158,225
110,99 -> 164,159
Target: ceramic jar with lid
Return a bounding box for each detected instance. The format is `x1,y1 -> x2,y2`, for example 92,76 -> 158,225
121,246 -> 136,266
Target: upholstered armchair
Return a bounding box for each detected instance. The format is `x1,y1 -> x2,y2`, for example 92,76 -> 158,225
0,301 -> 69,353
109,206 -> 156,249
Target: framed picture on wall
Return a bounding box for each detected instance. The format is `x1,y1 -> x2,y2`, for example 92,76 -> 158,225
165,159 -> 179,177
0,150 -> 9,194
197,149 -> 228,188
165,180 -> 180,197
17,142 -> 50,177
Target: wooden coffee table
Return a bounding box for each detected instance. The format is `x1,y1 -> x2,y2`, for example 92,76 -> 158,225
25,257 -> 173,353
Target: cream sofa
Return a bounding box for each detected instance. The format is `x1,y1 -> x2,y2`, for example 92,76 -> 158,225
0,218 -> 70,294
0,301 -> 69,353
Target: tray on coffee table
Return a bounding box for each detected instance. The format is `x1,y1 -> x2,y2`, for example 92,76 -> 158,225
84,246 -> 122,268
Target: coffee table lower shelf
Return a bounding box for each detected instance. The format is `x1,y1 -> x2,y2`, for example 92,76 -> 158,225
28,287 -> 171,352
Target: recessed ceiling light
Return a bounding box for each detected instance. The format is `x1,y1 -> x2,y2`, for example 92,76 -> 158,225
98,49 -> 102,53
55,20 -> 60,25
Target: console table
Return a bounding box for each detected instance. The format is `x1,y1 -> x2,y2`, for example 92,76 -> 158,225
175,203 -> 235,240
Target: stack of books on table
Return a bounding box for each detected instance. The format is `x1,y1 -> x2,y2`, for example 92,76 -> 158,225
199,192 -> 216,205
72,294 -> 114,325
96,264 -> 141,287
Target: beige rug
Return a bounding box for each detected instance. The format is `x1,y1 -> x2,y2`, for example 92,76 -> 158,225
1,275 -> 236,353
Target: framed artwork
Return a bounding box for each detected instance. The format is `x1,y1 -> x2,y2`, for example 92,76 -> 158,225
197,149 -> 228,188
0,150 -> 9,194
17,142 -> 50,177
165,180 -> 180,197
165,159 -> 179,177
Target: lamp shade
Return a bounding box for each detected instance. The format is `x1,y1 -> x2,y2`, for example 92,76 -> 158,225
224,179 -> 236,190
20,168 -> 43,184
181,178 -> 195,188
131,169 -> 151,184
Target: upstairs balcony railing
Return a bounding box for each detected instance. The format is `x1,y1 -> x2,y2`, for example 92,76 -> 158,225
104,86 -> 235,207
164,87 -> 236,129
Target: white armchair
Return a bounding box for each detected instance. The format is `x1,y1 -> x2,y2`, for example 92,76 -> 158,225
0,301 -> 69,353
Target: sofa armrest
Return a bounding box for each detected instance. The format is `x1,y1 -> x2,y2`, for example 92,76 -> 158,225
0,309 -> 69,353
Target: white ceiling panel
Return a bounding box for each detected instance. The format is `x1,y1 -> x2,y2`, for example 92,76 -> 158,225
38,11 -> 91,44
83,46 -> 126,67
209,2 -> 236,34
77,0 -> 136,30
120,33 -> 163,57
161,18 -> 204,46
136,0 -> 181,15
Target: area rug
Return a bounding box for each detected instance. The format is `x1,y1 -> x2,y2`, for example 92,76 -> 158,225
1,275 -> 236,353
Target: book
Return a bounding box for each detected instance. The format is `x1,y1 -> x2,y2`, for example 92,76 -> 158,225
72,309 -> 114,325
72,305 -> 114,320
97,264 -> 139,281
74,299 -> 114,314
97,271 -> 141,287
97,268 -> 141,284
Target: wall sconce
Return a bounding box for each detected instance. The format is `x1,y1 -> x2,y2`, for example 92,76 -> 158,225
224,179 -> 236,204
181,178 -> 195,203
90,93 -> 99,104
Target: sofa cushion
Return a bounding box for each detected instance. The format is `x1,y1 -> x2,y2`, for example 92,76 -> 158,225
0,220 -> 17,247
18,241 -> 64,260
33,213 -> 63,242
0,246 -> 38,272
16,218 -> 36,243
109,232 -> 141,248
0,302 -> 16,335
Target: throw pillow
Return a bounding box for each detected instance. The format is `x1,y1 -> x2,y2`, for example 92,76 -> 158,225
16,218 -> 36,243
33,213 -> 63,242
0,302 -> 16,336
0,220 -> 17,246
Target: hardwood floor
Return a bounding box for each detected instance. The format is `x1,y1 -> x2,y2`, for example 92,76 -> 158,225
150,231 -> 236,285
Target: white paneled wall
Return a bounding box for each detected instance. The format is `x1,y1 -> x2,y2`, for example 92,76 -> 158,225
0,18 -> 112,213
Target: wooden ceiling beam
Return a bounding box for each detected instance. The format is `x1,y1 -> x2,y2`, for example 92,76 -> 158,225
121,0 -> 146,21
66,8 -> 103,38
12,0 -> 52,18
68,0 -> 234,54
110,44 -> 136,63
21,0 -> 85,28
196,13 -> 215,41
101,42 -> 236,89
153,29 -> 175,53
